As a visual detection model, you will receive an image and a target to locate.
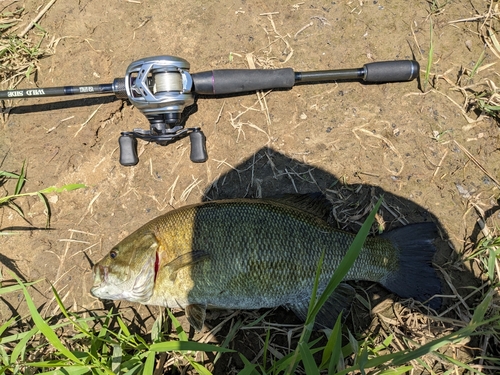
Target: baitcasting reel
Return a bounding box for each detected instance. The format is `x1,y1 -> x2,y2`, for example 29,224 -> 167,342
0,55 -> 420,166
116,56 -> 206,166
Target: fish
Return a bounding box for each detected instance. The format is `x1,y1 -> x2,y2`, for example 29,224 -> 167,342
91,194 -> 442,331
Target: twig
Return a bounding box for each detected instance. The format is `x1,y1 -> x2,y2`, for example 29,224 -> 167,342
214,101 -> 225,126
454,140 -> 500,189
294,22 -> 313,38
45,115 -> 74,133
74,104 -> 102,137
352,124 -> 405,176
448,14 -> 499,24
18,0 -> 57,38
431,149 -> 448,182
410,22 -> 424,60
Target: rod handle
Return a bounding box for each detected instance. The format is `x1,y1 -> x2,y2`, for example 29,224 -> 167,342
363,60 -> 420,82
192,68 -> 295,95
119,134 -> 139,166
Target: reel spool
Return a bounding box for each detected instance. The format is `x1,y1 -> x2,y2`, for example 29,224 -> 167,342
118,56 -> 207,166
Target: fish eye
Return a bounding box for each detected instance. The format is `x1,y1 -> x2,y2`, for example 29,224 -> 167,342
110,249 -> 118,259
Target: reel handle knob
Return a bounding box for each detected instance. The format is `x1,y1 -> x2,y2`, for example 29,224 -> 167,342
119,133 -> 139,166
189,130 -> 208,163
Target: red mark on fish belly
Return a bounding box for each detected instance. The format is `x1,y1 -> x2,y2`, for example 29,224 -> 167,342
154,252 -> 159,282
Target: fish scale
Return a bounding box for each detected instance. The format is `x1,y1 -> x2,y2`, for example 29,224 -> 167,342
91,195 -> 441,331
163,201 -> 350,305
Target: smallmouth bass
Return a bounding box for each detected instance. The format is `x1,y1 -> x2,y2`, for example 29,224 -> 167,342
91,194 -> 441,331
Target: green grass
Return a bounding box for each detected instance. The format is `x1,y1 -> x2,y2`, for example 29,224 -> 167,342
2,198 -> 499,374
423,17 -> 434,92
0,275 -> 232,374
0,7 -> 48,87
0,161 -> 85,230
427,0 -> 450,15
472,90 -> 500,121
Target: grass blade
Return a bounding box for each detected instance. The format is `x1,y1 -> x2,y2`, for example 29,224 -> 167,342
0,317 -> 17,337
286,197 -> 383,374
10,326 -> 38,364
0,280 -> 40,295
167,308 -> 188,341
424,18 -> 433,91
190,361 -> 214,375
111,344 -> 123,374
468,50 -> 485,80
237,353 -> 258,375
14,274 -> 81,364
320,313 -> 343,371
116,314 -> 132,338
298,342 -> 320,375
14,161 -> 26,195
36,366 -> 91,375
0,171 -> 20,179
37,191 -> 51,227
39,183 -> 87,194
142,351 -> 155,375
309,196 -> 383,320
379,366 -> 413,375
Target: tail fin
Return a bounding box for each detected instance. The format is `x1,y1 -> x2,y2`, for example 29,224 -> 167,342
380,223 -> 442,309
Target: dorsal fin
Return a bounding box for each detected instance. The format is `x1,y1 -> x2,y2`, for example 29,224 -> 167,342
267,192 -> 331,221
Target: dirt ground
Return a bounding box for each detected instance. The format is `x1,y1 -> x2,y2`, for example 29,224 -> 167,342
1,0 -> 499,373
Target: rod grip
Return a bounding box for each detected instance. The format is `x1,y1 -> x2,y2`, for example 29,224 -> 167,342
192,68 -> 295,95
363,60 -> 420,82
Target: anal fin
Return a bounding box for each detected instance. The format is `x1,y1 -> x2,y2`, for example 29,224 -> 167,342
287,283 -> 355,330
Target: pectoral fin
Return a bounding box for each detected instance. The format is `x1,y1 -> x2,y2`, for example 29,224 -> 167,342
166,250 -> 210,281
185,303 -> 207,332
287,283 -> 356,330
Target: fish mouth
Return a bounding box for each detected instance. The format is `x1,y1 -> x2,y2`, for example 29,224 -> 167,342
90,264 -> 106,297
92,264 -> 108,289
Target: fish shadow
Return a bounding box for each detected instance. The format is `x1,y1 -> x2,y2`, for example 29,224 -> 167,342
191,146 -> 480,372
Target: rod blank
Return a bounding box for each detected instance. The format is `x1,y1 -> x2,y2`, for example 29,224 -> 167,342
0,84 -> 114,99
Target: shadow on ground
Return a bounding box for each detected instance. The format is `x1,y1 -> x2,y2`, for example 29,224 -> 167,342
94,146 -> 484,373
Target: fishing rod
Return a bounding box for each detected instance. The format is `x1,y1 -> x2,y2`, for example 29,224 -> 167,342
0,55 -> 419,166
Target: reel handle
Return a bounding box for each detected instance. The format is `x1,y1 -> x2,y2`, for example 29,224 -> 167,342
118,134 -> 139,166
189,130 -> 208,163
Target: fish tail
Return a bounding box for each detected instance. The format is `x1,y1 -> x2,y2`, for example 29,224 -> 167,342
380,223 -> 442,309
